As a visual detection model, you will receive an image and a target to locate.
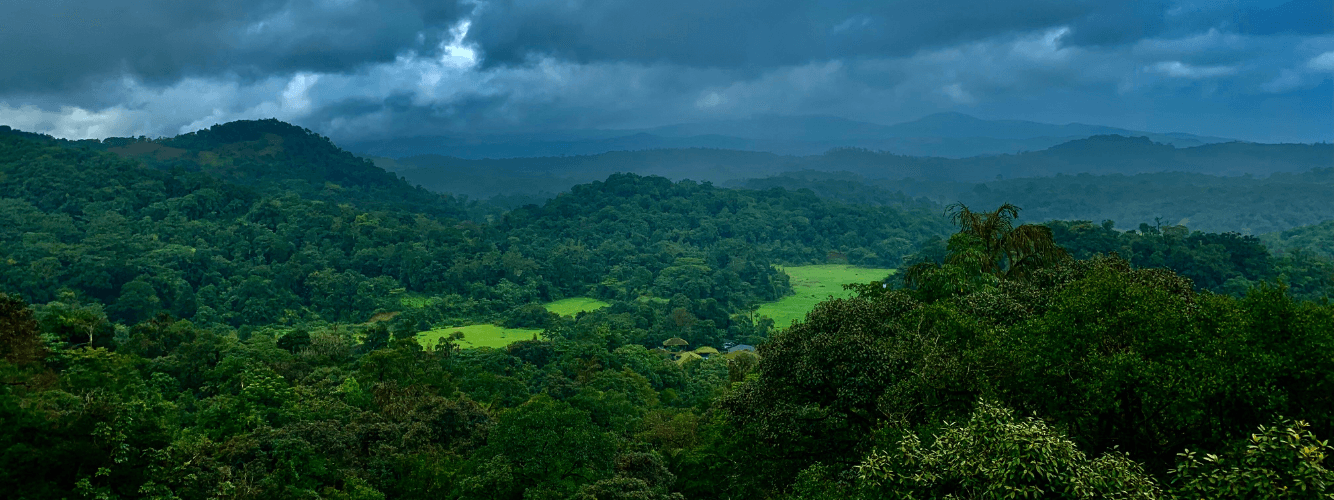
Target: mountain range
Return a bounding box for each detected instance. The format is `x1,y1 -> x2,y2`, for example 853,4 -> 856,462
378,134 -> 1332,201
345,112 -> 1242,160
2,118 -> 1330,235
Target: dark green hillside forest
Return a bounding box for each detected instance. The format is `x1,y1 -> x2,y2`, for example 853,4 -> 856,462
2,121 -> 1333,499
1264,219 -> 1334,259
0,123 -> 946,332
0,122 -> 472,221
904,219 -> 1334,301
739,167 -> 1334,234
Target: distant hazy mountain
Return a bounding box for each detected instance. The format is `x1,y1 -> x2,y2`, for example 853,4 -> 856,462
383,134 -> 1331,202
345,113 -> 1239,159
736,167 -> 1334,235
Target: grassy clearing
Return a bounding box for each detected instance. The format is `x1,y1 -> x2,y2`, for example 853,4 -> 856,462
545,297 -> 610,316
756,265 -> 895,330
417,324 -> 543,349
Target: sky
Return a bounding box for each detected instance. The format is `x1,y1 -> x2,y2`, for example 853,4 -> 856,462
0,0 -> 1330,144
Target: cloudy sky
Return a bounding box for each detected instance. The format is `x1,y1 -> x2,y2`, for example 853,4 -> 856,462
0,0 -> 1330,143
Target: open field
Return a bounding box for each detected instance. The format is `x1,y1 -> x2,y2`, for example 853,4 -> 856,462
545,297 -> 610,316
417,324 -> 543,349
403,297 -> 604,350
401,295 -> 609,316
756,265 -> 895,329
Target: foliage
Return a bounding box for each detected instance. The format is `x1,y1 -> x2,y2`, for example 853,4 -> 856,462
854,401 -> 1161,499
1044,219 -> 1334,300
942,202 -> 1070,279
744,166 -> 1334,236
1264,219 -> 1334,259
722,224 -> 1334,495
1170,420 -> 1334,499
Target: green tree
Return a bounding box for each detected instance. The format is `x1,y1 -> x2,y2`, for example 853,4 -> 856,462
460,394 -> 617,499
938,202 -> 1069,280
854,401 -> 1161,499
1170,420 -> 1334,499
111,278 -> 162,324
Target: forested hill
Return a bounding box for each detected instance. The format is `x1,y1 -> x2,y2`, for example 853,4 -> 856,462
0,120 -> 470,220
738,167 -> 1334,234
1263,219 -> 1334,259
0,124 -> 950,336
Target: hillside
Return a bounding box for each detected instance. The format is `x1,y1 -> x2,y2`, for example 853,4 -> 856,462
0,122 -> 951,343
737,167 -> 1334,235
1263,219 -> 1334,258
1,120 -> 472,220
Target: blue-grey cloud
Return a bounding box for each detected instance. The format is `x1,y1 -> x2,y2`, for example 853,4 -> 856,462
466,0 -> 1128,68
1238,0 -> 1333,35
0,0 -> 1329,144
0,0 -> 467,97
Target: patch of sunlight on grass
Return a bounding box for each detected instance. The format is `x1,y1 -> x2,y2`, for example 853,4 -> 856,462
417,324 -> 543,350
545,297 -> 610,316
756,265 -> 895,330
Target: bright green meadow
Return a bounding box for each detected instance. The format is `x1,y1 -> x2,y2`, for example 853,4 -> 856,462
417,324 -> 543,349
545,297 -> 610,316
405,297 -> 607,349
756,265 -> 895,329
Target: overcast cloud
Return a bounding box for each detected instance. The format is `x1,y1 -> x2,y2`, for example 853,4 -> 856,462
0,0 -> 1329,144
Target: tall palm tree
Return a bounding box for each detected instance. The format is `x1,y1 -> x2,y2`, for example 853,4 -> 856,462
942,203 -> 1069,280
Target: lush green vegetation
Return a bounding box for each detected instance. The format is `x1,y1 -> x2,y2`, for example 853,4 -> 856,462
739,166 -> 1334,234
1264,219 -> 1334,259
0,122 -> 952,352
1043,219 -> 1334,301
724,231 -> 1334,498
2,120 -> 1333,499
755,265 -> 895,329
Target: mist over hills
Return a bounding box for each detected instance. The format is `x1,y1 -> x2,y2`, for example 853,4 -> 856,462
4,118 -> 1328,236
738,168 -> 1334,235
378,134 -> 1331,201
346,112 -> 1240,159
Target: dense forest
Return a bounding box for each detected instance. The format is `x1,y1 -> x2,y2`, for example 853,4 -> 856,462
1264,219 -> 1334,259
902,219 -> 1334,301
0,122 -> 947,327
737,167 -> 1334,234
2,120 -> 1333,499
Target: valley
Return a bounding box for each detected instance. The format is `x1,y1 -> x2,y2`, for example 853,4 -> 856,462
1,118 -> 1331,499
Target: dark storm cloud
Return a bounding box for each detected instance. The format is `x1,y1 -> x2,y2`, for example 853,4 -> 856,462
1238,0 -> 1334,35
0,0 -> 466,95
465,0 -> 1190,68
1,0 -> 1329,143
